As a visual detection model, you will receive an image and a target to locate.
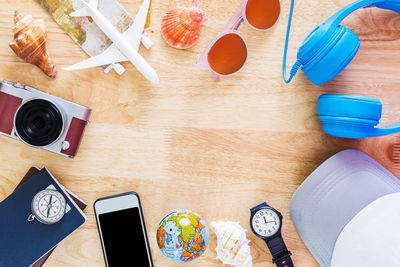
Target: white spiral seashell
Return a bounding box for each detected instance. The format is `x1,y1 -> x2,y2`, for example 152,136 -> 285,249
211,221 -> 253,267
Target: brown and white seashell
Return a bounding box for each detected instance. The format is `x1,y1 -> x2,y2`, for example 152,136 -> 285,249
161,0 -> 206,49
9,11 -> 57,77
211,221 -> 253,267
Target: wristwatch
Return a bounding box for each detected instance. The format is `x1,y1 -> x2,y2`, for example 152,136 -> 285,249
250,202 -> 294,267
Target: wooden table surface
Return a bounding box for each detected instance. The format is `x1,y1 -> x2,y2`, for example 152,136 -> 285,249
1,0 -> 400,266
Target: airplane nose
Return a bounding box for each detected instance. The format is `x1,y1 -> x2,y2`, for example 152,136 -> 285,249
133,53 -> 159,84
147,68 -> 159,84
152,73 -> 159,84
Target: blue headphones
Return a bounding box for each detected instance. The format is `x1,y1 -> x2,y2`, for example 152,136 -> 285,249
318,94 -> 400,138
283,0 -> 400,85
283,0 -> 400,139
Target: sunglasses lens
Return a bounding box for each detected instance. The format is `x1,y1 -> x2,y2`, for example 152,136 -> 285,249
245,0 -> 280,30
207,33 -> 247,75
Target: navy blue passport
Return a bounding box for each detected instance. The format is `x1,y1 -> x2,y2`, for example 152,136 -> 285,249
0,168 -> 86,267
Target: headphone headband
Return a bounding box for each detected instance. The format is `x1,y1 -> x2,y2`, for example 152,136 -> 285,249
325,0 -> 383,28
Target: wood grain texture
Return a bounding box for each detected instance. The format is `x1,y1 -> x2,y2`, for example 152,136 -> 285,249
0,0 -> 400,266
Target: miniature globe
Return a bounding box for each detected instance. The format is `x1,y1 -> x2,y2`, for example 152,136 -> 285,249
157,210 -> 209,263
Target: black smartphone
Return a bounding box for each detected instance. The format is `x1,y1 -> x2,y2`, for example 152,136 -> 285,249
94,192 -> 153,267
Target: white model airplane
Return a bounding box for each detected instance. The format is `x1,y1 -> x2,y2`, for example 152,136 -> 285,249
63,0 -> 159,84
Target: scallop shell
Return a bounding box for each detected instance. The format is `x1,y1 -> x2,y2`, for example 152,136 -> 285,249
9,11 -> 57,77
161,0 -> 206,49
211,221 -> 253,267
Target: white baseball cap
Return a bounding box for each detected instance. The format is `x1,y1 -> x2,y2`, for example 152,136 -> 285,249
290,149 -> 400,267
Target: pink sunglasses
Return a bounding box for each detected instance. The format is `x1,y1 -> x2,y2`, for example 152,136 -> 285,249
197,0 -> 281,78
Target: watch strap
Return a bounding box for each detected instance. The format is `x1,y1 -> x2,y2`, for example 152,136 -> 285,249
250,202 -> 268,213
266,235 -> 294,267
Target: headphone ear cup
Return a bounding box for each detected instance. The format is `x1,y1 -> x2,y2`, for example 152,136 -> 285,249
301,26 -> 360,85
317,94 -> 382,139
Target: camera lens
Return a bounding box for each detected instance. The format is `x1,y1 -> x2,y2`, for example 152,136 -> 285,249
15,99 -> 64,147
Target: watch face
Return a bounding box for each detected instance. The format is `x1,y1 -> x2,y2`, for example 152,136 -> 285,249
32,189 -> 66,224
251,208 -> 281,237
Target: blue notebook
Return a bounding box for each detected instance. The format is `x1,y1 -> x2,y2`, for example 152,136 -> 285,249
0,168 -> 86,267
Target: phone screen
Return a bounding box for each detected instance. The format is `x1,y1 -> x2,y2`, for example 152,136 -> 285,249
98,207 -> 151,267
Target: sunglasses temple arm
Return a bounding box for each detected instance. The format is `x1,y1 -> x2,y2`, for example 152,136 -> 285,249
283,0 -> 302,84
223,0 -> 246,31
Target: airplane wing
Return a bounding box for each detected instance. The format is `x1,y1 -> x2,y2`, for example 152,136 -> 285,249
125,0 -> 151,51
63,44 -> 127,71
64,0 -> 151,72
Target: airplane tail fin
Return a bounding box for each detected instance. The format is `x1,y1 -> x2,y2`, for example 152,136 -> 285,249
69,0 -> 99,17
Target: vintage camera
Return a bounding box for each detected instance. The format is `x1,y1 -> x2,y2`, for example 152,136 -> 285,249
0,80 -> 91,158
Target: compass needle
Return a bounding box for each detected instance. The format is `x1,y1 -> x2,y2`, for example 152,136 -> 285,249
47,195 -> 53,218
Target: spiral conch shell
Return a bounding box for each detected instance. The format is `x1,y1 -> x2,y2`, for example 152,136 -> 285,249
211,221 -> 253,267
161,0 -> 206,49
9,11 -> 57,77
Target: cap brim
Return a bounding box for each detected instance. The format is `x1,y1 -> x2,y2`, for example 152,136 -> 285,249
331,192 -> 400,267
290,149 -> 400,267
